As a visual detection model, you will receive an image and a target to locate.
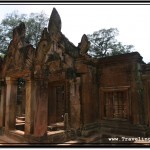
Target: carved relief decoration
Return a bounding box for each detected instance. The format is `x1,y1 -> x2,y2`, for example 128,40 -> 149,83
3,7 -> 91,80
4,22 -> 35,76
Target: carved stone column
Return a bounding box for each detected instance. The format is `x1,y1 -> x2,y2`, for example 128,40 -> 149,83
25,77 -> 48,137
25,79 -> 36,135
33,79 -> 48,137
0,80 -> 6,129
69,77 -> 81,129
5,77 -> 17,131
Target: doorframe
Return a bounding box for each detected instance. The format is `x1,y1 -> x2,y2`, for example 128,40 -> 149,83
48,80 -> 69,126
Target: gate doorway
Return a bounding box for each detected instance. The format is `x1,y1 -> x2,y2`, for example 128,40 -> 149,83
48,82 -> 66,131
15,78 -> 26,132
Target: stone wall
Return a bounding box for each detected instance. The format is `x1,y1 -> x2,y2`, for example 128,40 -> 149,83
97,52 -> 149,136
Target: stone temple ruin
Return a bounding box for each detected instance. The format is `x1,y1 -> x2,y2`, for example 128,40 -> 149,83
0,8 -> 150,144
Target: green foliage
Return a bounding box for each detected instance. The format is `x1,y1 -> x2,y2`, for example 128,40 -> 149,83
25,12 -> 49,47
0,10 -> 49,55
87,28 -> 134,58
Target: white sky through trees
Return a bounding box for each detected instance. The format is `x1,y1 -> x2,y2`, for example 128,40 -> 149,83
0,4 -> 150,63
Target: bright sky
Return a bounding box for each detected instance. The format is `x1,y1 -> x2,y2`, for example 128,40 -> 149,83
0,3 -> 150,63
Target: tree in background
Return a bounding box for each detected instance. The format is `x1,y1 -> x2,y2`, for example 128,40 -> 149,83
0,12 -> 134,59
0,11 -> 49,55
87,28 -> 134,58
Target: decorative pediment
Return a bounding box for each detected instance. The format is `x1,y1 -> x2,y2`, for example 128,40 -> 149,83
4,22 -> 35,75
13,22 -> 26,45
78,34 -> 90,55
35,38 -> 74,76
3,8 -> 92,79
34,8 -> 93,79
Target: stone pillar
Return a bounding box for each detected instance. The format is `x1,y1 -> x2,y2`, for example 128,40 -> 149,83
69,77 -> 81,129
21,87 -> 26,115
0,80 -> 6,128
131,63 -> 144,125
25,79 -> 36,135
64,113 -> 69,130
33,79 -> 48,137
5,77 -> 17,131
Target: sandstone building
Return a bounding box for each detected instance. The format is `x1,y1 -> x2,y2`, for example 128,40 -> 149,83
0,8 -> 150,144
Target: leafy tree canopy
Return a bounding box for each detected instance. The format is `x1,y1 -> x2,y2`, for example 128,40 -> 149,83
87,28 -> 134,58
0,10 -> 49,55
0,12 -> 134,60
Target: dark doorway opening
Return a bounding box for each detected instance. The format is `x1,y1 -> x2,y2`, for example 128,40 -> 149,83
15,78 -> 26,132
48,82 -> 66,131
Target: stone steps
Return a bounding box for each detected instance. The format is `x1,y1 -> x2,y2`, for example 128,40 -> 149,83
16,116 -> 25,131
47,122 -> 64,131
17,116 -> 25,121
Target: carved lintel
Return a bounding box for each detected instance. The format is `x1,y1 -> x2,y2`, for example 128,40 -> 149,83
34,79 -> 48,89
5,22 -> 35,74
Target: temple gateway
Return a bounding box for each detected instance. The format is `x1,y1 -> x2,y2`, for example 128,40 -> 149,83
0,8 -> 150,144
